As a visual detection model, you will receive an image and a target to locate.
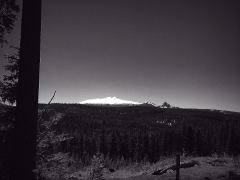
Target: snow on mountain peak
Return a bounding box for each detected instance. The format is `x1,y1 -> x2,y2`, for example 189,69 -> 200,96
79,97 -> 141,105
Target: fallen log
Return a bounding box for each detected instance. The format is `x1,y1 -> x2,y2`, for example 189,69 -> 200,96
152,160 -> 199,175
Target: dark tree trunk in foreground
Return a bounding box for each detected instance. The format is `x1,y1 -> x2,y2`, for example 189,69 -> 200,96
13,0 -> 42,179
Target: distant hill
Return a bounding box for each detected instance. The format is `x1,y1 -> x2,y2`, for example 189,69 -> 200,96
37,103 -> 240,131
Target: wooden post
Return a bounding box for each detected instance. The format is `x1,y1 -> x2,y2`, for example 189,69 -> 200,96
176,154 -> 180,180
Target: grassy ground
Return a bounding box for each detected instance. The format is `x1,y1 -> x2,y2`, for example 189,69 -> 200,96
72,156 -> 240,180
103,156 -> 240,180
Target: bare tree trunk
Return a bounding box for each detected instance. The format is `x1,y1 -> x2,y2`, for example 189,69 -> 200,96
13,0 -> 41,179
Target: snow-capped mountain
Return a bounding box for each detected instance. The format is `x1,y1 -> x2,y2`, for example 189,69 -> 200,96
79,97 -> 141,105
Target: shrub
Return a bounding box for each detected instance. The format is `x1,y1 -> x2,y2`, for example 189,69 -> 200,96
87,153 -> 105,180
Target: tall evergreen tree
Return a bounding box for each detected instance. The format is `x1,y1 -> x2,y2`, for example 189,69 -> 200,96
0,0 -> 19,45
0,47 -> 19,104
99,130 -> 107,155
13,0 -> 42,179
120,134 -> 129,159
129,137 -> 136,161
195,129 -> 203,155
109,132 -> 117,159
143,133 -> 149,160
184,126 -> 195,154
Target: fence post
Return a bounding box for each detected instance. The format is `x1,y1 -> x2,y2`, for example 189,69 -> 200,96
176,154 -> 180,180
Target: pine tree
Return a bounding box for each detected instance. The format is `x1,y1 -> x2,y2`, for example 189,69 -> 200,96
109,132 -> 117,159
0,0 -> 19,45
143,133 -> 149,160
120,133 -> 129,159
87,153 -> 105,180
149,135 -> 157,162
13,0 -> 42,179
129,137 -> 136,161
99,131 -> 107,155
183,126 -> 195,154
91,138 -> 97,156
195,129 -> 203,155
0,47 -> 19,104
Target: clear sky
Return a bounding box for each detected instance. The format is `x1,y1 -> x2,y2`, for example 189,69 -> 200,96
1,0 -> 240,112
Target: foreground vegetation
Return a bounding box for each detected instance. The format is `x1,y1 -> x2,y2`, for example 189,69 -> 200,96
40,103 -> 240,163
37,154 -> 240,180
1,103 -> 240,179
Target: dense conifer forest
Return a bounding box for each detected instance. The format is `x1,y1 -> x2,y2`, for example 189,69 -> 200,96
1,103 -> 240,167
37,104 -> 240,164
